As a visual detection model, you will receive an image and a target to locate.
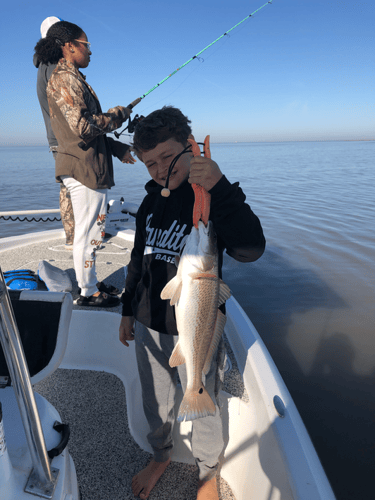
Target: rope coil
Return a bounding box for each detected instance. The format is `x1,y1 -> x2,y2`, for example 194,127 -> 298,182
0,215 -> 61,223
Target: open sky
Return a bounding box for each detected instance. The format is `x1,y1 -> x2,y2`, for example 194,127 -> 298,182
1,0 -> 374,145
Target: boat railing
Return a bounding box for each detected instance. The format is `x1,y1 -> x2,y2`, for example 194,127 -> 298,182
0,209 -> 61,225
0,267 -> 59,498
0,209 -> 60,217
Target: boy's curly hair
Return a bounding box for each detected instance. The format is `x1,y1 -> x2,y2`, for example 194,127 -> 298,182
133,106 -> 192,153
34,21 -> 84,65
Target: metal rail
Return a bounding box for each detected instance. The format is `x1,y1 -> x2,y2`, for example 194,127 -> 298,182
0,209 -> 60,216
0,267 -> 58,497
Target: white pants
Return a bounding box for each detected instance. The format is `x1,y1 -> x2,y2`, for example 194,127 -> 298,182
61,176 -> 107,297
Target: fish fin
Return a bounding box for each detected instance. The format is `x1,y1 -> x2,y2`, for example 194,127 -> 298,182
169,341 -> 186,367
160,276 -> 182,305
218,281 -> 231,306
169,281 -> 183,305
202,310 -> 227,375
177,386 -> 216,422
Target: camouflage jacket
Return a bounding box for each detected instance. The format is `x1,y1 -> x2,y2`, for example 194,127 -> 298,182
47,58 -> 129,189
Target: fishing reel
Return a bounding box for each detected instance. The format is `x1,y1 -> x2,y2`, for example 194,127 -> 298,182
78,98 -> 143,149
114,114 -> 144,139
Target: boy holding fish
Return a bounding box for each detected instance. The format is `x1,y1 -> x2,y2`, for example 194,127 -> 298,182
119,106 -> 265,500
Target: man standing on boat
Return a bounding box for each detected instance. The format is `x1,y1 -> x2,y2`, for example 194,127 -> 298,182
119,106 -> 265,499
33,16 -> 75,250
35,20 -> 135,307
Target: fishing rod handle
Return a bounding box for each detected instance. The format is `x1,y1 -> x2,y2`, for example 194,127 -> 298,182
127,97 -> 142,110
78,97 -> 142,148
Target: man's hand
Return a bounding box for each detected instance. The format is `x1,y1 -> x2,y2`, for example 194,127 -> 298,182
121,149 -> 137,164
119,316 -> 135,347
108,106 -> 132,124
188,156 -> 223,192
118,106 -> 133,122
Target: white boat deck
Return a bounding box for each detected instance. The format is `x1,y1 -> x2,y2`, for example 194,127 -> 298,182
0,232 -> 131,314
0,232 -> 240,499
35,369 -> 236,500
1,229 -> 336,500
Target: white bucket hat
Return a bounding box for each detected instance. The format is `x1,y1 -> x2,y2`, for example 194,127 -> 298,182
40,16 -> 62,38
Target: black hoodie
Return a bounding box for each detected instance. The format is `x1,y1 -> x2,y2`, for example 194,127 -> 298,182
121,174 -> 266,335
33,54 -> 58,148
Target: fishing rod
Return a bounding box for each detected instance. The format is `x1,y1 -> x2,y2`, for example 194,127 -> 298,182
114,0 -> 274,138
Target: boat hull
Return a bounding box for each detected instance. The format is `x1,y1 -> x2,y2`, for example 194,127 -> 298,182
0,227 -> 335,499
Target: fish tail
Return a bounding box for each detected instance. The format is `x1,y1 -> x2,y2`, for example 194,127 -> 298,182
177,386 -> 216,422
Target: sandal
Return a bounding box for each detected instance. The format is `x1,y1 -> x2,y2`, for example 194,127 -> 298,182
76,292 -> 120,308
97,281 -> 120,295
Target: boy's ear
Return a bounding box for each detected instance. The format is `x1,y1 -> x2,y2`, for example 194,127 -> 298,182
188,134 -> 195,142
135,150 -> 143,162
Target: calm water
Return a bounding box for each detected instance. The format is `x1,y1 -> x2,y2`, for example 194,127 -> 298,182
1,142 -> 374,499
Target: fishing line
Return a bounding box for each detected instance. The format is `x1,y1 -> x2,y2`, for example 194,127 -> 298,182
142,23 -> 232,113
112,1 -> 274,140
140,0 -> 273,101
161,144 -> 193,197
139,59 -> 204,115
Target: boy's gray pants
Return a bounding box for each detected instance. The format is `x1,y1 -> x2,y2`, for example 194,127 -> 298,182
134,321 -> 225,482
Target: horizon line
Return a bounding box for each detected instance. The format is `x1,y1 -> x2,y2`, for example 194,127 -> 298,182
1,138 -> 374,147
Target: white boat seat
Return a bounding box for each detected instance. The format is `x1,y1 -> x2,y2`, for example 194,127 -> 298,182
0,290 -> 73,384
1,387 -> 64,464
0,288 -> 77,499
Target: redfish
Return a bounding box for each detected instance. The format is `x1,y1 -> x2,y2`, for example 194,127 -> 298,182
161,220 -> 231,422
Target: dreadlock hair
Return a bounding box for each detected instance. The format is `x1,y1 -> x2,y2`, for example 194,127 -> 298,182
133,106 -> 192,154
34,21 -> 84,65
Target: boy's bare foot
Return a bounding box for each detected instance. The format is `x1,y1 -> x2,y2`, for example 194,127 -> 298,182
197,477 -> 219,500
132,458 -> 171,499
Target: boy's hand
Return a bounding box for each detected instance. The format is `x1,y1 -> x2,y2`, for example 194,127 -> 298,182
188,156 -> 223,192
119,316 -> 135,347
121,149 -> 136,164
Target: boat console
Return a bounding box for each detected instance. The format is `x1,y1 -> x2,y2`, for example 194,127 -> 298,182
0,273 -> 79,500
